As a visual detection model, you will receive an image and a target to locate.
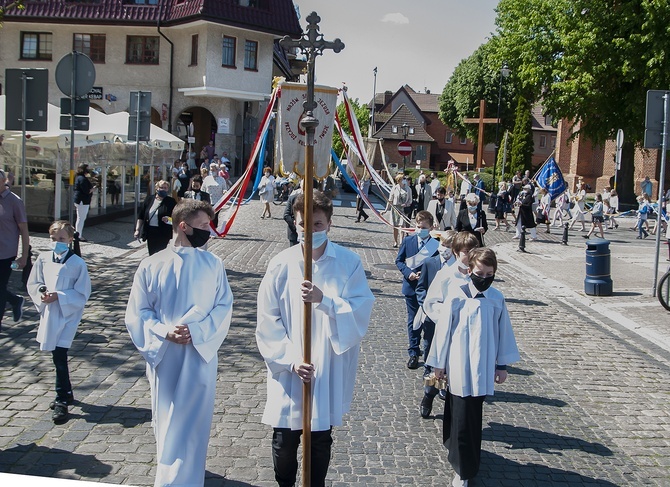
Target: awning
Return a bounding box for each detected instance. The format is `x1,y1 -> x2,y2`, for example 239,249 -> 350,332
447,152 -> 474,164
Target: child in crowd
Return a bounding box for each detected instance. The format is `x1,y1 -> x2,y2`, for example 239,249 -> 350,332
27,221 -> 91,424
636,195 -> 651,239
584,193 -> 605,239
426,247 -> 520,487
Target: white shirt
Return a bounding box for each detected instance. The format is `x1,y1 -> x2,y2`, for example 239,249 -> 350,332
256,241 -> 374,431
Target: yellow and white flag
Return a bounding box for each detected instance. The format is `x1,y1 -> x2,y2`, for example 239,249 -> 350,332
276,82 -> 338,180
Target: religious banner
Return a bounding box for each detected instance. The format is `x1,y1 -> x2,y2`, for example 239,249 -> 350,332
276,81 -> 338,180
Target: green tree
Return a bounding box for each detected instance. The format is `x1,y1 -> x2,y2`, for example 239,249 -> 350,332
0,1 -> 25,24
493,0 -> 670,203
332,97 -> 369,159
438,42 -> 514,148
509,95 -> 534,176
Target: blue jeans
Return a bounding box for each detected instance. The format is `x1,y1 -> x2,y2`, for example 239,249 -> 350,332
637,219 -> 648,238
405,295 -> 421,357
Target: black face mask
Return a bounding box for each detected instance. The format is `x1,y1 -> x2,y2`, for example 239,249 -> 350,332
185,223 -> 210,248
193,188 -> 201,193
471,273 -> 495,292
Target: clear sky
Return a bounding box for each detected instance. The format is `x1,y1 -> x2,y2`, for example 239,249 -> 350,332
293,0 -> 500,104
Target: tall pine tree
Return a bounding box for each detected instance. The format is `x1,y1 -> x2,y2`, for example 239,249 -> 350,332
509,95 -> 534,175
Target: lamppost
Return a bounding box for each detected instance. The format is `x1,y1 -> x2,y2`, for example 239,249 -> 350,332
401,122 -> 410,173
492,63 -> 510,190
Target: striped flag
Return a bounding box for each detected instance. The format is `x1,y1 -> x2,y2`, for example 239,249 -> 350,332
535,156 -> 567,200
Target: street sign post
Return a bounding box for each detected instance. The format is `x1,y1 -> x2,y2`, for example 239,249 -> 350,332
398,139 -> 412,173
56,51 -> 96,226
614,129 -> 623,189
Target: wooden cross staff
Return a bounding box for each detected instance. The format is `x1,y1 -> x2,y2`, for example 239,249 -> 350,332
463,99 -> 500,170
279,12 -> 344,487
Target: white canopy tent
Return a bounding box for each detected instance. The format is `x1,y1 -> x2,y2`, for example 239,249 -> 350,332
0,95 -> 184,221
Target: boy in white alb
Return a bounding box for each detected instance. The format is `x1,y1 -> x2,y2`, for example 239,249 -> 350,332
27,221 -> 91,424
256,191 -> 374,487
426,247 -> 520,487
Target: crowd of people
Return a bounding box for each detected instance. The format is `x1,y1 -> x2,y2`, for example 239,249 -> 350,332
2,153 -> 670,487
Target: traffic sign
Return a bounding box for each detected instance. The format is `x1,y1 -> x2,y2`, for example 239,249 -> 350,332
55,52 -> 96,98
4,68 -> 49,131
397,140 -> 412,157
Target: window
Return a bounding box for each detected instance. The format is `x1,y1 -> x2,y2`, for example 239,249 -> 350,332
409,127 -> 415,135
126,36 -> 159,64
73,34 -> 106,63
550,136 -> 556,148
445,132 -> 453,144
125,0 -> 158,4
190,34 -> 198,66
391,125 -> 398,134
20,32 -> 53,60
545,114 -> 553,126
222,36 -> 236,67
539,135 -> 547,148
459,136 -> 467,145
244,40 -> 258,70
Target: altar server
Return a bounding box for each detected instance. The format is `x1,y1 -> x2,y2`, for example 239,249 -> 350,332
256,191 -> 374,487
125,199 -> 233,487
426,247 -> 520,487
27,221 -> 91,424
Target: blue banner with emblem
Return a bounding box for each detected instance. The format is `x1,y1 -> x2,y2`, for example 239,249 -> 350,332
535,157 -> 567,200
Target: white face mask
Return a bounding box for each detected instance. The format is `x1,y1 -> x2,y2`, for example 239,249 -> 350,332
438,245 -> 452,260
457,254 -> 469,271
299,230 -> 328,249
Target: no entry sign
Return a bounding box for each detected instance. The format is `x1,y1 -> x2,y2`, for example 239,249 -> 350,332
397,140 -> 412,157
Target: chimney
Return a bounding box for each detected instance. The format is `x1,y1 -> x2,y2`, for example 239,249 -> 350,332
384,90 -> 393,106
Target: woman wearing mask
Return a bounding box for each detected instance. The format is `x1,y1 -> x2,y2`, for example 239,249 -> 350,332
456,193 -> 488,247
493,182 -> 511,231
73,164 -> 94,242
134,180 -> 177,255
384,174 -> 412,248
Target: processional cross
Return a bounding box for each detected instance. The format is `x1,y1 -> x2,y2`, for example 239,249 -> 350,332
463,99 -> 500,170
279,12 -> 344,487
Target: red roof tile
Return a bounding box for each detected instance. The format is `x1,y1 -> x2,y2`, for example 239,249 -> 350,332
3,0 -> 302,36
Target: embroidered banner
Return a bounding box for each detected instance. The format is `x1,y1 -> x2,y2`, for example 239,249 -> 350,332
276,82 -> 338,180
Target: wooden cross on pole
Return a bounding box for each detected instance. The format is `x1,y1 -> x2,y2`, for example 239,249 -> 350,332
279,12 -> 344,487
463,99 -> 500,170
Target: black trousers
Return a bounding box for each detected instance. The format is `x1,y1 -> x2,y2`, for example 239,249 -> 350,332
52,347 -> 73,403
443,391 -> 486,481
356,197 -> 368,221
0,256 -> 20,326
272,428 -> 333,487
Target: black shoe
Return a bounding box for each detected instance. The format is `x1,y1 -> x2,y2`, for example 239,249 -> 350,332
78,237 -> 88,242
422,367 -> 432,378
420,394 -> 434,418
438,389 -> 448,401
52,402 -> 69,424
49,395 -> 75,409
407,356 -> 420,369
12,296 -> 24,323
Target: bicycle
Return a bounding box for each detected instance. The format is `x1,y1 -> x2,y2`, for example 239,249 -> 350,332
273,180 -> 294,206
659,264 -> 670,311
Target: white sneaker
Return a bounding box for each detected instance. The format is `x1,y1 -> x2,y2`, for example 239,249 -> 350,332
452,473 -> 468,487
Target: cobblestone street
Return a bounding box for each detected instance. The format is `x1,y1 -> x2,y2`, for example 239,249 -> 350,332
1,193 -> 669,486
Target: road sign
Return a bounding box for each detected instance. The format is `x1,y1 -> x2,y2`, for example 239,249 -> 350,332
60,97 -> 90,116
55,52 -> 96,98
128,91 -> 151,142
4,68 -> 49,131
644,90 -> 669,148
397,140 -> 412,157
60,115 -> 89,131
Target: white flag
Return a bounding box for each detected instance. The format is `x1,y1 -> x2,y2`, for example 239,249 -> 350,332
276,82 -> 338,180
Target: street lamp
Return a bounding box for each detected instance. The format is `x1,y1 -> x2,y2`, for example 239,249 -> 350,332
401,122 -> 410,173
492,63 -> 510,190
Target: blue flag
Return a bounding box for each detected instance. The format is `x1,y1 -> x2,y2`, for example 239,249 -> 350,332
535,157 -> 567,200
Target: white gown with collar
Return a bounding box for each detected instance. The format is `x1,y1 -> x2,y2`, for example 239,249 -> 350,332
125,245 -> 233,487
426,281 -> 520,397
256,240 -> 375,432
27,250 -> 91,352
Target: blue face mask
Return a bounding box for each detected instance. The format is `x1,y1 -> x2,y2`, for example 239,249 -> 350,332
467,205 -> 478,213
300,230 -> 329,249
157,190 -> 168,198
416,228 -> 430,239
50,241 -> 69,254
